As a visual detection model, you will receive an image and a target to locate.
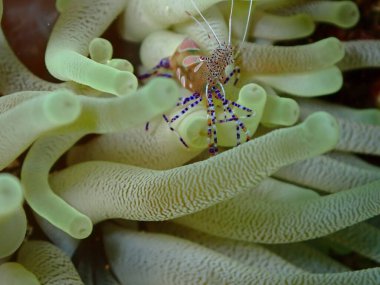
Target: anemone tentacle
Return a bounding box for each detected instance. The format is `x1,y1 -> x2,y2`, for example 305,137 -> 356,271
275,153 -> 380,193
21,78 -> 179,238
0,174 -> 27,259
239,37 -> 344,74
0,262 -> 40,285
18,241 -> 84,285
0,89 -> 80,170
50,112 -> 338,223
45,0 -> 136,96
175,178 -> 380,243
103,223 -> 380,285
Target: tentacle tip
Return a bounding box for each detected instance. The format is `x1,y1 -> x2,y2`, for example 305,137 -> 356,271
89,38 -> 113,64
69,216 -> 93,239
43,90 -> 81,125
337,2 -> 360,28
114,71 -> 138,96
0,174 -> 23,215
303,111 -> 340,152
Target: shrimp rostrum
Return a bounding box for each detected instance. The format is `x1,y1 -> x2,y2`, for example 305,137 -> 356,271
140,0 -> 256,156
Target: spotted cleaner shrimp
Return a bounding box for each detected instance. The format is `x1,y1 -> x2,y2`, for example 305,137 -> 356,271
140,0 -> 255,155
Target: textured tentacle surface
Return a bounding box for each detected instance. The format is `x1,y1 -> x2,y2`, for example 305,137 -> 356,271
275,154 -> 380,193
103,223 -> 380,285
298,98 -> 380,125
145,222 -> 306,275
175,178 -> 380,243
67,118 -> 204,170
50,112 -> 338,223
264,243 -> 349,273
334,118 -> 380,155
1,0 -> 379,283
0,91 -> 48,114
338,40 -> 380,71
103,224 -> 269,285
299,98 -> 380,154
326,223 -> 380,264
21,78 -> 179,238
18,241 -> 84,285
240,37 -> 344,74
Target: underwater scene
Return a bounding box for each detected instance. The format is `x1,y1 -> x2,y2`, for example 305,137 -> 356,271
0,0 -> 380,284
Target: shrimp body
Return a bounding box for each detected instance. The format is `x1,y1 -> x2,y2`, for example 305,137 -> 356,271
170,38 -> 234,92
164,38 -> 251,154
139,0 -> 255,155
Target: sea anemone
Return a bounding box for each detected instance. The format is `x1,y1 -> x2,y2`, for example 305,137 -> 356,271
0,0 -> 380,284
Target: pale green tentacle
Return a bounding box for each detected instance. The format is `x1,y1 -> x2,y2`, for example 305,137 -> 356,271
175,179 -> 380,243
251,12 -> 315,41
253,66 -> 343,96
326,223 -> 380,264
140,30 -> 186,69
298,98 -> 380,125
50,112 -> 338,223
45,0 -> 136,96
18,241 -> 84,285
0,91 -> 48,114
255,0 -> 313,10
67,118 -> 203,170
146,222 -> 306,275
21,78 -> 179,238
0,262 -> 40,285
338,40 -> 380,71
300,99 -> 380,155
275,154 -> 380,193
0,89 -> 81,171
284,1 -> 359,28
103,223 -> 380,285
0,174 -> 26,259
235,38 -> 344,74
261,93 -> 300,127
119,0 -> 229,42
66,88 -> 299,168
264,243 -> 349,273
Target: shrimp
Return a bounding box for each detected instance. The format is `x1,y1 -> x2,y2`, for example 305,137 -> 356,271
140,0 -> 255,156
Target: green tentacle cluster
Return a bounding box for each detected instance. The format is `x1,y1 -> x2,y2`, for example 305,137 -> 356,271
0,0 -> 380,284
45,0 -> 136,96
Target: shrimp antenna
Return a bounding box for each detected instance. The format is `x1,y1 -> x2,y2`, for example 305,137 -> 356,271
185,11 -> 213,40
190,0 -> 221,45
240,0 -> 254,45
228,0 -> 234,45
